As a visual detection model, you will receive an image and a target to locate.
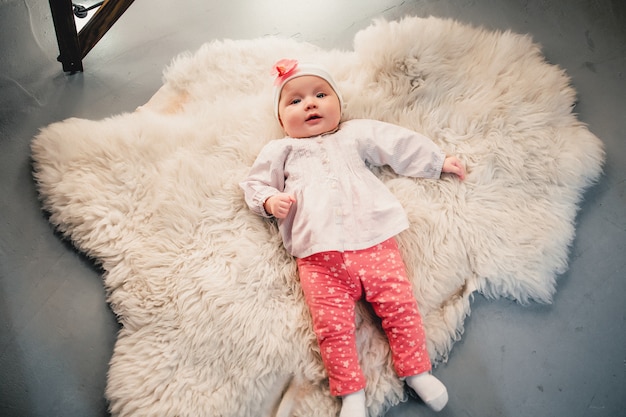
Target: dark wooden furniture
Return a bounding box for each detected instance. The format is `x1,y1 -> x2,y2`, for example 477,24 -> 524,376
49,0 -> 135,72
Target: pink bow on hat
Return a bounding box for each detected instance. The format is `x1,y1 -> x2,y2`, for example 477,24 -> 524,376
272,59 -> 298,86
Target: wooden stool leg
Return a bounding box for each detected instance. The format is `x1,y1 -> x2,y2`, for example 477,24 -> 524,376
49,0 -> 83,72
48,0 -> 136,73
78,0 -> 136,59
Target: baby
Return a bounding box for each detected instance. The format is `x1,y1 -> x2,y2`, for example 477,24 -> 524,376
240,59 -> 465,416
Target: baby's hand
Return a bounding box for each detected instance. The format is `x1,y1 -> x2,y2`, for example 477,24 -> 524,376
264,193 -> 296,218
442,156 -> 466,180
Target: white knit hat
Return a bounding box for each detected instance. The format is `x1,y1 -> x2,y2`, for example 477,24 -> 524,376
272,59 -> 343,120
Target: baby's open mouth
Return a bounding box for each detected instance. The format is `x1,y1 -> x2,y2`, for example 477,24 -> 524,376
306,115 -> 321,121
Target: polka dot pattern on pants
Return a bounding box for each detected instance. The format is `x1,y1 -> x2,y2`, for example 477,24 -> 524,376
297,238 -> 432,396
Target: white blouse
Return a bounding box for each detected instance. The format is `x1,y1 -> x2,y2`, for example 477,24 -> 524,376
240,119 -> 445,258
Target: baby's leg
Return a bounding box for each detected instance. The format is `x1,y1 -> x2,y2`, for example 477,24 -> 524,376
357,238 -> 448,411
356,238 -> 431,376
296,253 -> 366,404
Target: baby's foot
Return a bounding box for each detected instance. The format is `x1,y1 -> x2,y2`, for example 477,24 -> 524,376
339,389 -> 366,417
406,373 -> 448,412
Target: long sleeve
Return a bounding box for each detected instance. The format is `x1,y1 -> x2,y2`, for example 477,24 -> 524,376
355,120 -> 446,179
239,141 -> 289,218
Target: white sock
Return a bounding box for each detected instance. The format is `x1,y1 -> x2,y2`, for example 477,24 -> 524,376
339,389 -> 366,417
406,373 -> 448,412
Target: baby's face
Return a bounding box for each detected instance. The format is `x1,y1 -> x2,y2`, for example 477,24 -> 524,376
278,75 -> 341,138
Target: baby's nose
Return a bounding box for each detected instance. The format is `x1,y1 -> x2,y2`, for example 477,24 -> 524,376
305,97 -> 317,109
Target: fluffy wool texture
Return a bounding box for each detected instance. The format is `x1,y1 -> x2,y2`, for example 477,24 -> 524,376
31,17 -> 604,417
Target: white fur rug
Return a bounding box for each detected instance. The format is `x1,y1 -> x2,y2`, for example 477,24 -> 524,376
31,17 -> 604,417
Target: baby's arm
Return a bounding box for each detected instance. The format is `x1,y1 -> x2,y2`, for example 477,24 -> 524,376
356,120 -> 464,180
264,193 -> 296,219
442,156 -> 466,180
240,142 -> 291,217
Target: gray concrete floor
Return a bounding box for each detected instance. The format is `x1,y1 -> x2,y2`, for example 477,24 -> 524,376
1,1 -> 624,416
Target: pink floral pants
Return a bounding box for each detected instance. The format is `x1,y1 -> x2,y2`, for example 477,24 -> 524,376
296,238 -> 432,396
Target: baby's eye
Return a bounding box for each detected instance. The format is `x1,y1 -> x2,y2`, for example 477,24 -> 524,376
316,93 -> 327,98
290,98 -> 301,105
